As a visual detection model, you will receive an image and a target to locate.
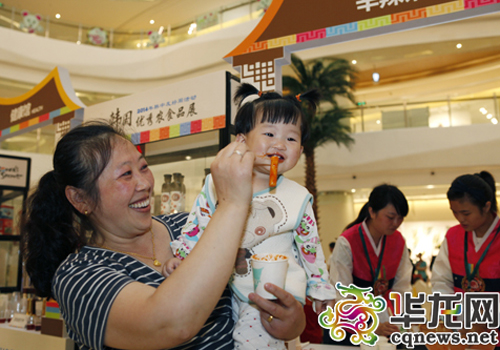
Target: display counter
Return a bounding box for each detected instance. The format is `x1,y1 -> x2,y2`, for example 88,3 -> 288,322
0,323 -> 74,350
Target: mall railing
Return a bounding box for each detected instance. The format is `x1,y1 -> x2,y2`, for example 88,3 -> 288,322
349,94 -> 500,133
0,1 -> 262,49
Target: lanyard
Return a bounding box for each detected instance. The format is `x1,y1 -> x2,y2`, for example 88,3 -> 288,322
464,224 -> 500,283
359,226 -> 387,284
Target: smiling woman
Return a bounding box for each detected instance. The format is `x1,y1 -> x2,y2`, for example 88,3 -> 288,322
20,120 -> 306,350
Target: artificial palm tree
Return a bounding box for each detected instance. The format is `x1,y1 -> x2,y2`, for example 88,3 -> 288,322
283,54 -> 357,226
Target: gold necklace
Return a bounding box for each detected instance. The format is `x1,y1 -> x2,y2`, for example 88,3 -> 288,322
101,227 -> 162,267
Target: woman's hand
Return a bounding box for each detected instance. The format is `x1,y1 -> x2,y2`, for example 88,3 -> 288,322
210,141 -> 254,210
248,283 -> 306,341
376,321 -> 400,337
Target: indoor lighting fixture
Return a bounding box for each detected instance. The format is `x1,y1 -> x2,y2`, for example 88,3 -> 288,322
55,13 -> 61,19
185,155 -> 192,160
372,72 -> 380,83
136,43 -> 141,48
426,185 -> 435,189
480,107 -> 487,114
351,189 -> 356,193
351,60 -> 357,65
492,118 -> 498,125
76,41 -> 81,45
376,120 -> 381,124
456,43 -> 462,49
487,113 -> 493,119
150,19 -> 155,24
188,23 -> 197,35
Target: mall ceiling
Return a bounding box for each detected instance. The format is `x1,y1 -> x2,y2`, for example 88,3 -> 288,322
1,0 -> 500,106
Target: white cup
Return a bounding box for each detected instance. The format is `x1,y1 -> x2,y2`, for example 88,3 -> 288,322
250,253 -> 288,299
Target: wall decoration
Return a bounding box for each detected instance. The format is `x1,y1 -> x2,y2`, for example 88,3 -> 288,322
147,30 -> 165,48
196,12 -> 219,31
257,0 -> 273,15
87,27 -> 108,46
19,11 -> 43,34
224,0 -> 500,92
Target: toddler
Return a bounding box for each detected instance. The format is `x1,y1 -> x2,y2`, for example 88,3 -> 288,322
168,83 -> 335,350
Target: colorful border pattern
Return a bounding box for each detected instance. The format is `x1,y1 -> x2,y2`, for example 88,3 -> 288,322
240,0 -> 500,54
0,106 -> 74,137
129,115 -> 225,145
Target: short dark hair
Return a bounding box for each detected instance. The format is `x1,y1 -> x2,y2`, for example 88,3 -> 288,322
233,83 -> 319,145
447,171 -> 497,213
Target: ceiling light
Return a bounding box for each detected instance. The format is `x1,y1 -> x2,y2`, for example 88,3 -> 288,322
376,120 -> 380,124
372,72 -> 380,83
456,43 -> 462,49
351,60 -> 357,65
185,155 -> 192,160
487,113 -> 493,119
426,185 -> 435,189
492,118 -> 498,125
351,189 -> 356,193
188,23 -> 197,35
480,107 -> 487,114
76,41 -> 81,45
158,26 -> 164,34
55,13 -> 61,19
150,19 -> 155,24
136,43 -> 141,48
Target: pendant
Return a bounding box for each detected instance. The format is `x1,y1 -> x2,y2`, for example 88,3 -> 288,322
153,259 -> 162,267
373,278 -> 389,296
461,275 -> 485,292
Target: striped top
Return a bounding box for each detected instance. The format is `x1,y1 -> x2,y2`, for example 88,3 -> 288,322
52,212 -> 235,350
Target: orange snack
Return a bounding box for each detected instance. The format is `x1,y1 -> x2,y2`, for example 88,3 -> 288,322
269,156 -> 279,187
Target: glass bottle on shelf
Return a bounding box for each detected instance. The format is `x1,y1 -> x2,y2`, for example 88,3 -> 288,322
170,173 -> 182,214
160,174 -> 172,215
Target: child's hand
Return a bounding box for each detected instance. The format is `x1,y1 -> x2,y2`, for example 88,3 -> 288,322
162,257 -> 182,278
313,299 -> 335,315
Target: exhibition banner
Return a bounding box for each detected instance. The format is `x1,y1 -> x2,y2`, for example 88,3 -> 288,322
84,70 -> 228,145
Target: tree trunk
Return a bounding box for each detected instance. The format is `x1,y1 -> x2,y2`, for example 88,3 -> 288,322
303,146 -> 319,232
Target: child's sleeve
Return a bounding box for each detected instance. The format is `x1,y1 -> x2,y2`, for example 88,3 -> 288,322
170,189 -> 214,260
294,202 -> 336,301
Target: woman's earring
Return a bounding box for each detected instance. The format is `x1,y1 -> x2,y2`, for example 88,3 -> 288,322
84,210 -> 88,216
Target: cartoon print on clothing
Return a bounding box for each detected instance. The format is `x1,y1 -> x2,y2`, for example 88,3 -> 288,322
297,212 -> 315,236
174,242 -> 190,260
235,248 -> 253,275
300,237 -> 318,264
240,198 -> 286,248
183,223 -> 200,242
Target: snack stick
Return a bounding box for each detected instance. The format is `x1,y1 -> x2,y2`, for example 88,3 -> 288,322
269,156 -> 279,187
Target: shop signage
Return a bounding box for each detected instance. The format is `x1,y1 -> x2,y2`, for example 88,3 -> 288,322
0,155 -> 30,188
0,67 -> 85,142
224,0 -> 500,92
84,70 -> 228,145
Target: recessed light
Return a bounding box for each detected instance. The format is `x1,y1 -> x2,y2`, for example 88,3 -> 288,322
185,156 -> 192,160
55,13 -> 61,19
351,189 -> 356,193
487,113 -> 493,119
136,43 -> 141,48
492,118 -> 498,125
150,19 -> 155,24
376,120 -> 380,124
480,107 -> 487,114
351,60 -> 357,65
456,43 -> 462,49
372,72 -> 380,83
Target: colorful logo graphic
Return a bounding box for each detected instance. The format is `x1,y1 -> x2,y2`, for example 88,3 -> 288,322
319,283 -> 387,346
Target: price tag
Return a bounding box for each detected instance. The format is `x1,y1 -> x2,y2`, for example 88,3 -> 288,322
9,313 -> 29,329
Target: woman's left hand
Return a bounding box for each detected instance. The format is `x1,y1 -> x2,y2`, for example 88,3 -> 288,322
248,283 -> 306,340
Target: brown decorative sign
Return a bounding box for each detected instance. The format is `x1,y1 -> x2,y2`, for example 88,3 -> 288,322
0,66 -> 85,142
225,0 -> 500,92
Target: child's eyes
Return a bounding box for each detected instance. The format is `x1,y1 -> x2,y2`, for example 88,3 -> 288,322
121,171 -> 132,177
264,132 -> 274,137
287,137 -> 298,142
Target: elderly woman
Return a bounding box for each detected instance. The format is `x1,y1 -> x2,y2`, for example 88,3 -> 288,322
21,121 -> 305,350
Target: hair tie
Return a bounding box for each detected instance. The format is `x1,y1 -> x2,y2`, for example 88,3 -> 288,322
295,93 -> 302,102
241,93 -> 261,106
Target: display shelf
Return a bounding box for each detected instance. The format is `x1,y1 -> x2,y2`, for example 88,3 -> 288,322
0,323 -> 74,350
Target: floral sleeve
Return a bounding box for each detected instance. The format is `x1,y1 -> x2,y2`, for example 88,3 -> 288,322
294,202 -> 336,300
170,188 -> 214,260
